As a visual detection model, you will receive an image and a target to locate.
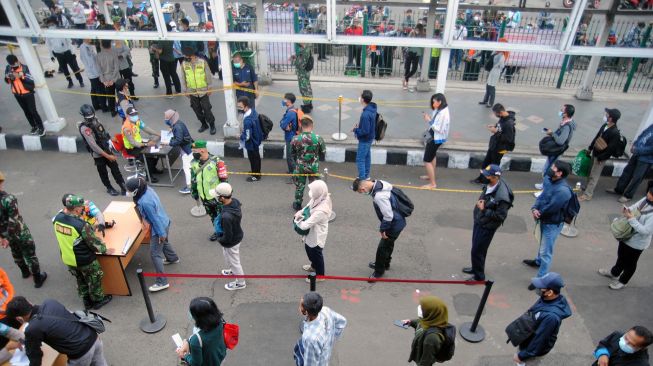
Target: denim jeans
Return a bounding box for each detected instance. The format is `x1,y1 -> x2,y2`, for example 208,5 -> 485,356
356,141 -> 372,179
150,225 -> 179,285
535,222 -> 564,277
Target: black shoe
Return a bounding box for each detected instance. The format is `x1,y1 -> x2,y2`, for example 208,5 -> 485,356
209,126 -> 216,135
80,81 -> 85,88
34,272 -> 47,288
153,83 -> 159,89
464,275 -> 482,283
527,283 -> 536,291
522,259 -> 540,268
246,176 -> 260,182
111,111 -> 118,117
37,129 -> 45,137
368,262 -> 390,271
153,168 -> 165,175
132,73 -> 139,77
92,295 -> 113,310
478,101 -> 487,105
83,296 -> 93,310
150,176 -> 159,183
107,186 -> 120,196
292,202 -> 302,210
198,125 -> 208,133
29,126 -> 38,135
462,267 -> 473,274
20,267 -> 31,279
368,272 -> 382,283
131,96 -> 140,101
121,189 -> 127,196
209,233 -> 219,241
67,80 -> 74,89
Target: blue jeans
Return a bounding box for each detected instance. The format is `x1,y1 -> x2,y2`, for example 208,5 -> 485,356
356,141 -> 372,180
615,155 -> 651,199
542,155 -> 558,178
150,225 -> 179,285
535,222 -> 564,277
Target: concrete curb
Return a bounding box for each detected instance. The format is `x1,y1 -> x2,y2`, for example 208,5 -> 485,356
1,132 -> 642,179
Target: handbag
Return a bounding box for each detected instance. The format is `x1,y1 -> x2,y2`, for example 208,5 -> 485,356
293,206 -> 311,235
505,311 -> 536,346
538,135 -> 567,157
594,136 -> 608,151
610,202 -> 653,240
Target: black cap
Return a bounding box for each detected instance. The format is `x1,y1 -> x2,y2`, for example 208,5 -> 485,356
126,107 -> 138,116
46,16 -> 58,25
605,108 -> 621,122
182,47 -> 195,57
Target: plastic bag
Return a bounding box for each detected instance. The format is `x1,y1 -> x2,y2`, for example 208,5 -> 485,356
572,150 -> 591,177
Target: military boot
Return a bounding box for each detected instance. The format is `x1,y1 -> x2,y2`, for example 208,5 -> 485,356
83,296 -> 93,310
92,295 -> 113,310
33,272 -> 47,288
19,266 -> 31,279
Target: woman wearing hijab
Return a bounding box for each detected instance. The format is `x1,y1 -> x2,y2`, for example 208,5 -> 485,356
294,180 -> 332,282
402,296 -> 450,365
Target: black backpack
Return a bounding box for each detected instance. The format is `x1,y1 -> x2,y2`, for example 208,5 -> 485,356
563,186 -> 581,224
375,113 -> 387,142
304,54 -> 314,72
424,324 -> 456,363
505,312 -> 536,347
484,54 -> 494,72
613,131 -> 627,158
258,114 -> 274,140
391,187 -> 414,217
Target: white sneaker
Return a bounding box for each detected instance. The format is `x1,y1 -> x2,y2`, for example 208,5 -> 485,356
225,281 -> 246,291
163,258 -> 180,265
534,183 -> 543,190
149,283 -> 170,292
533,191 -> 542,198
302,265 -> 315,272
305,277 -> 325,283
598,268 -> 617,279
609,280 -> 626,290
221,269 -> 233,276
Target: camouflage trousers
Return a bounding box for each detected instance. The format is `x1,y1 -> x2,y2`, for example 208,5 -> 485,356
293,172 -> 319,206
296,72 -> 313,105
8,229 -> 41,276
69,261 -> 105,302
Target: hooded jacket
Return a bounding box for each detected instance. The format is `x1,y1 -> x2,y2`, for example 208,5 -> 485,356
532,177 -> 572,225
474,179 -> 513,230
354,102 -> 377,142
218,198 -> 243,248
592,331 -> 650,366
489,111 -> 516,152
551,119 -> 577,149
518,295 -> 572,361
633,124 -> 653,164
371,180 -> 406,235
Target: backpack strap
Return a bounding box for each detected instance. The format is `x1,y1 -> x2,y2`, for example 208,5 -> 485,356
192,332 -> 203,348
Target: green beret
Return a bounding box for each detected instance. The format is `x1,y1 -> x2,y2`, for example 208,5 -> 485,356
193,140 -> 207,149
65,195 -> 85,208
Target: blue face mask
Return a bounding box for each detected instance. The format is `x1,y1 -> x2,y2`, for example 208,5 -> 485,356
233,62 -> 241,68
129,115 -> 139,122
165,119 -> 172,127
558,111 -> 564,118
619,336 -> 636,354
282,100 -> 287,108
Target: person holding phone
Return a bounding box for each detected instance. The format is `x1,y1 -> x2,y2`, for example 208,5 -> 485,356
420,93 -> 450,189
401,295 -> 451,365
175,297 -> 227,365
470,103 -> 515,184
598,186 -> 653,290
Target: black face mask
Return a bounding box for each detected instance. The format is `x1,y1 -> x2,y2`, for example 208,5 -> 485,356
192,152 -> 201,160
184,57 -> 192,62
237,108 -> 245,114
646,198 -> 653,206
546,169 -> 556,179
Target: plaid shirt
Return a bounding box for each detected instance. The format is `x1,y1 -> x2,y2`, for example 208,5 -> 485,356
294,307 -> 347,366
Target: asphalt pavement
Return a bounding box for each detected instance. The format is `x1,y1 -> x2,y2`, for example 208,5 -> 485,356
0,149 -> 651,365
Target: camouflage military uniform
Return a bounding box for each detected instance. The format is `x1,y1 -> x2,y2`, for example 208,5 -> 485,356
294,45 -> 313,106
66,215 -> 108,303
0,191 -> 41,278
291,132 -> 326,207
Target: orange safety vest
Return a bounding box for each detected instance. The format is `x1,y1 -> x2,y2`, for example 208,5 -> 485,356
7,65 -> 31,95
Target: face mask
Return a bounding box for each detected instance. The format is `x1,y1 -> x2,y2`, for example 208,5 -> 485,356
126,190 -> 137,197
11,64 -> 19,69
184,57 -> 191,62
540,289 -> 549,298
129,115 -> 139,122
417,305 -> 423,319
546,169 -> 556,179
164,119 -> 172,127
308,190 -> 313,199
603,115 -> 608,123
359,97 -> 363,104
282,100 -> 287,107
114,5 -> 119,9
619,336 -> 636,354
237,108 -> 245,114
192,152 -> 201,160
233,62 -> 241,68
474,16 -> 480,21
558,111 -> 564,118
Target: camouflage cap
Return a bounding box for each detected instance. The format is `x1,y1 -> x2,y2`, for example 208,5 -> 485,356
65,194 -> 85,208
192,140 -> 207,149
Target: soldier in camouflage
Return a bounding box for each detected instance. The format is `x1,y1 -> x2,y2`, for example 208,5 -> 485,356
291,116 -> 326,210
293,43 -> 314,112
0,171 -> 47,288
52,194 -> 113,310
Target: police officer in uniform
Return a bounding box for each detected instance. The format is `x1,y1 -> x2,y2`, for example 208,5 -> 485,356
79,104 -> 126,196
191,140 -> 229,241
53,195 -> 113,310
291,116 -> 326,210
0,171 -> 47,288
181,47 -> 216,135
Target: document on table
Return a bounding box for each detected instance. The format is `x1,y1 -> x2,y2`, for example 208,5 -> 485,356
10,348 -> 29,366
150,146 -> 161,153
161,130 -> 173,144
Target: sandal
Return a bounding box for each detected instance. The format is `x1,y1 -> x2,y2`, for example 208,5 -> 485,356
419,175 -> 429,180
421,184 -> 437,189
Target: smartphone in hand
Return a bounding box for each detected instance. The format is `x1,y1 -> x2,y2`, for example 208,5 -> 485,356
393,320 -> 410,329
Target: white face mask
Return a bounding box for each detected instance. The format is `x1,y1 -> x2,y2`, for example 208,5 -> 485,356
126,190 -> 136,197
308,190 -> 313,199
603,115 -> 608,123
417,305 -> 423,319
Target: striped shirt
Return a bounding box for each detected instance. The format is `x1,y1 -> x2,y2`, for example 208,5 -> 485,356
294,306 -> 347,366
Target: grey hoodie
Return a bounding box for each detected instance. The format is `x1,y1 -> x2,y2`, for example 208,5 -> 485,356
552,119 -> 576,147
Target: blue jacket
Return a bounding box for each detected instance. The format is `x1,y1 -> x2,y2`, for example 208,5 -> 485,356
135,188 -> 171,237
633,124 -> 653,164
169,120 -> 193,155
280,107 -> 298,143
371,180 -> 406,234
240,109 -> 263,150
518,295 -> 572,361
354,102 -> 377,142
532,176 -> 571,225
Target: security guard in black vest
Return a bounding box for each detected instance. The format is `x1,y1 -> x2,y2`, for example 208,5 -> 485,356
78,104 -> 126,196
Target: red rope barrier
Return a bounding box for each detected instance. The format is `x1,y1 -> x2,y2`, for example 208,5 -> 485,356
140,272 -> 486,285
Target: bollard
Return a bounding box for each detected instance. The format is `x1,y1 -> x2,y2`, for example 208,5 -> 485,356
459,280 -> 494,343
332,95 -> 347,141
309,272 -> 317,291
323,168 -> 328,183
137,268 -> 167,333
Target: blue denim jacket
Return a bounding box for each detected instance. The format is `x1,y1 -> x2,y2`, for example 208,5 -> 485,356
136,188 -> 171,237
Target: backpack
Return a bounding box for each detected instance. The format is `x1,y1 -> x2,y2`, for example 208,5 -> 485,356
505,311 -> 536,347
375,113 -> 388,142
563,187 -> 581,224
423,324 -> 456,363
258,113 -> 274,140
484,54 -> 494,72
288,108 -> 305,134
391,187 -> 414,217
304,54 -> 314,72
40,310 -> 111,334
613,132 -> 627,158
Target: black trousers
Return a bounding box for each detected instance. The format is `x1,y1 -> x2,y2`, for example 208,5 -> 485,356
347,45 -> 362,67
54,50 -> 84,83
317,37 -> 327,60
374,232 -> 399,275
94,156 -> 125,190
615,155 -> 652,199
203,198 -> 221,224
404,51 -> 419,82
190,94 -> 215,128
381,47 -> 395,76
160,60 -> 181,95
14,93 -> 43,130
370,52 -> 380,76
611,241 -> 643,284
150,57 -> 160,81
305,244 -> 325,276
471,223 -> 497,280
247,148 -> 261,177
476,148 -> 504,182
119,68 -> 136,96
104,84 -> 116,112
482,84 -> 496,106
89,77 -> 106,111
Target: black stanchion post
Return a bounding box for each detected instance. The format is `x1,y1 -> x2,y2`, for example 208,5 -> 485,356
137,268 -> 167,333
460,280 -> 494,343
309,272 -> 317,291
